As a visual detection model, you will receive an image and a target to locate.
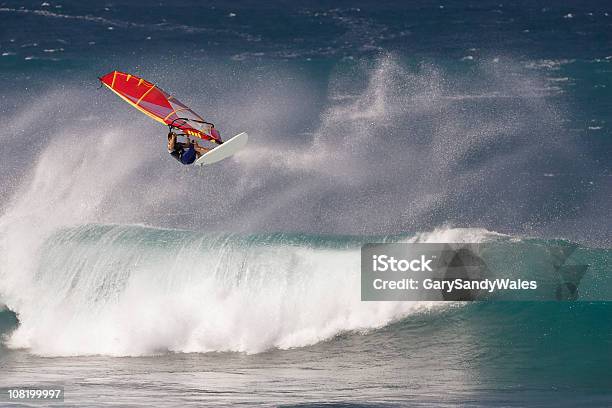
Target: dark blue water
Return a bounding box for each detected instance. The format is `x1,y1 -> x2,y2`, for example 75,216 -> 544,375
0,1 -> 610,406
1,0 -> 610,243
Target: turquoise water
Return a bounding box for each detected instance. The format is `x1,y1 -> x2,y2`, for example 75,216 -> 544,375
0,1 -> 611,406
1,303 -> 610,407
0,225 -> 610,406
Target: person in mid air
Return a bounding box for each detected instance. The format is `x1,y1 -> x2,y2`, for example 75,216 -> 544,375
167,132 -> 212,165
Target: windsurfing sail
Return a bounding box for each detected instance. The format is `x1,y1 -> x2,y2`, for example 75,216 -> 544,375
98,71 -> 222,143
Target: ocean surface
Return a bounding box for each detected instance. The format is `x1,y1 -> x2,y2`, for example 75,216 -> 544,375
0,1 -> 611,406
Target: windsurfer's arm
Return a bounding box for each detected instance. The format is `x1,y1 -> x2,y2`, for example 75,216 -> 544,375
167,132 -> 177,152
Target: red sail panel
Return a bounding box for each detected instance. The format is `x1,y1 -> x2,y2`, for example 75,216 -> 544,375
99,71 -> 220,142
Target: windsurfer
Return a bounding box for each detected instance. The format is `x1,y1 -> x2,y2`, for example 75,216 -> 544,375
167,132 -> 211,165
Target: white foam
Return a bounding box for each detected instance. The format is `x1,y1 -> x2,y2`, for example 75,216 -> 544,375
1,222 -> 476,356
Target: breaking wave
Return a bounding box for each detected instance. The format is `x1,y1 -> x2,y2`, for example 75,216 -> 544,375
0,224 -> 502,356
0,222 -> 608,357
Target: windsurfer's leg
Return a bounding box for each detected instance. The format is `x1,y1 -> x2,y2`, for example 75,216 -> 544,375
193,144 -> 211,158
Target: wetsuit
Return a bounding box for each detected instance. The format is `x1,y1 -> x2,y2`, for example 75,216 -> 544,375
170,142 -> 197,165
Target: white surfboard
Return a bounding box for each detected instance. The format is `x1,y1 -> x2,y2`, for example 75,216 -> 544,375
194,132 -> 248,166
